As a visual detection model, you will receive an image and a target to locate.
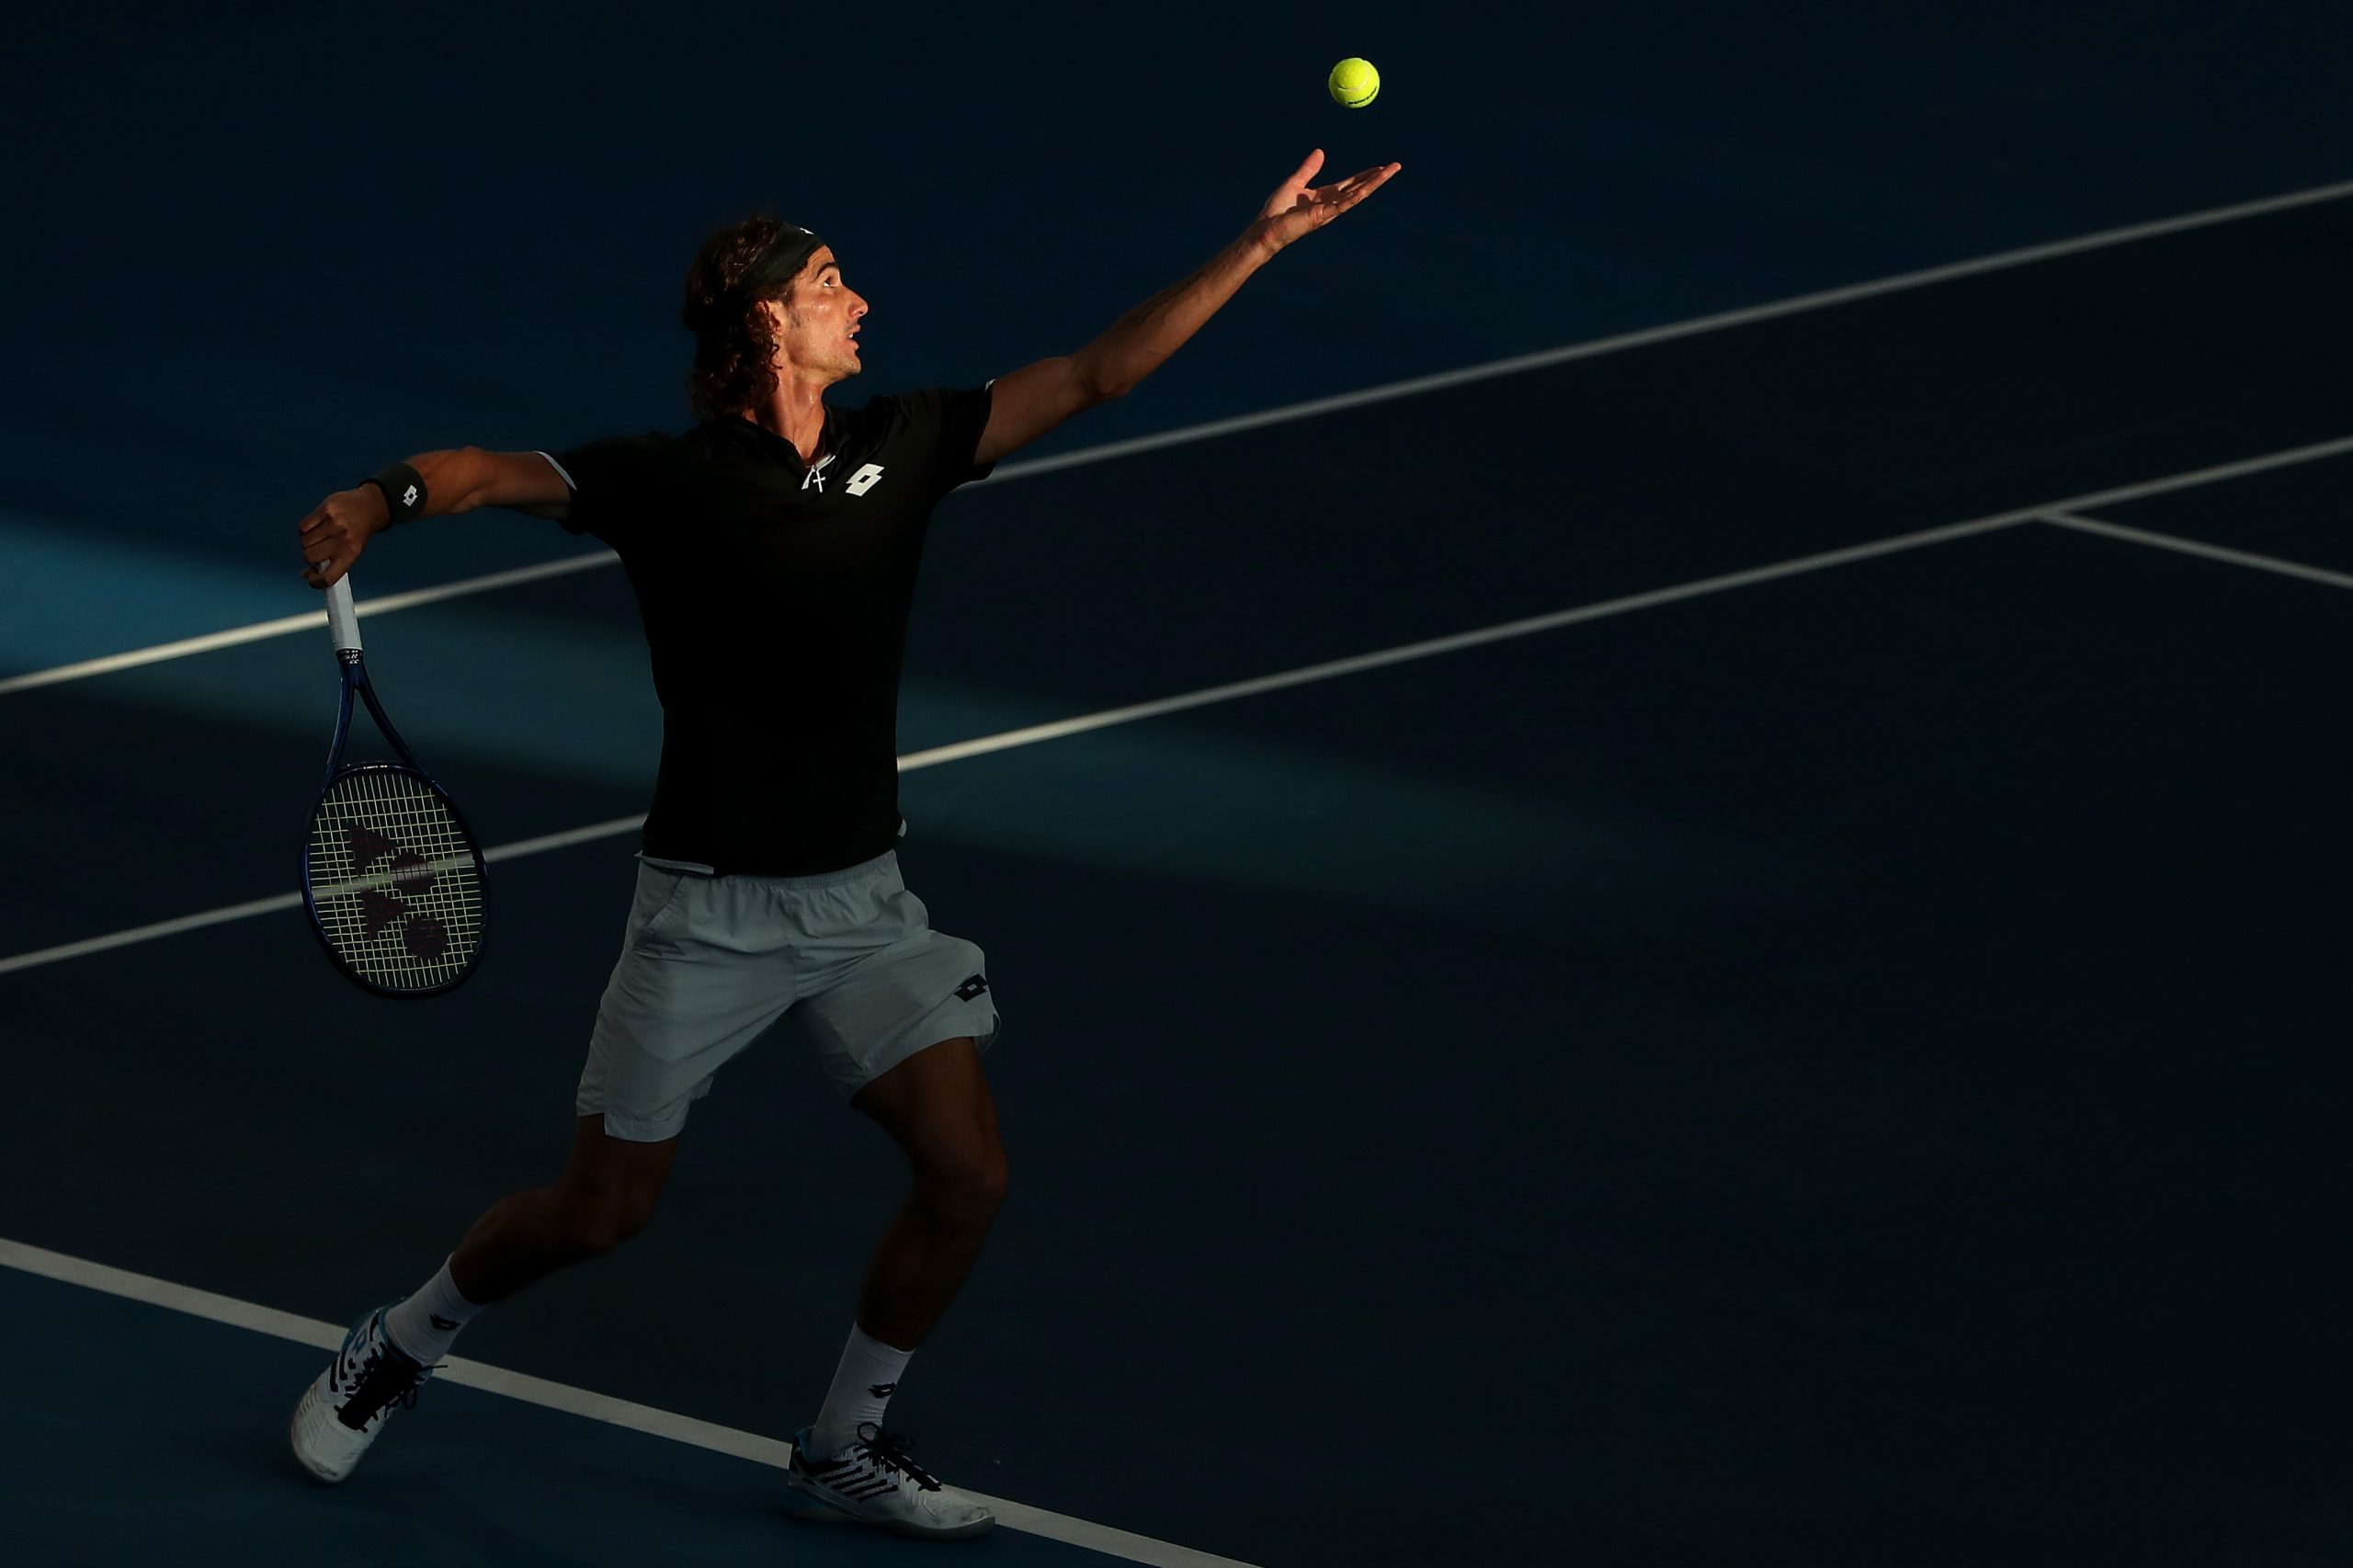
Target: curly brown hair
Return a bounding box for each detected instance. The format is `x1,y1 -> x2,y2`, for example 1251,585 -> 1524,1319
680,213 -> 804,423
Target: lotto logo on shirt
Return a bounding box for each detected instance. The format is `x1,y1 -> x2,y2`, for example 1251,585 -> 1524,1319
844,463 -> 886,497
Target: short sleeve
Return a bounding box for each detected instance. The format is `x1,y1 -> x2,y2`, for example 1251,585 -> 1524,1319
543,433 -> 670,542
888,386 -> 996,496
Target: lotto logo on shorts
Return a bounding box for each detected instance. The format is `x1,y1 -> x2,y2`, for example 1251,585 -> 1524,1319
954,973 -> 988,1001
844,463 -> 886,497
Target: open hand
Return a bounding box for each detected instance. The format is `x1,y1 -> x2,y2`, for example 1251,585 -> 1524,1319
1253,149 -> 1401,254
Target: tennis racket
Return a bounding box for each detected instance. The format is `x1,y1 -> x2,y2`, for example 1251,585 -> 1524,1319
300,574 -> 488,996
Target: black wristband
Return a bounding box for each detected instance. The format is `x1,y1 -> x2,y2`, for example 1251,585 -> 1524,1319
361,461 -> 428,527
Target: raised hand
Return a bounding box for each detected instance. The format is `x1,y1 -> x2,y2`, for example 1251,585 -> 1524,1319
1252,149 -> 1402,255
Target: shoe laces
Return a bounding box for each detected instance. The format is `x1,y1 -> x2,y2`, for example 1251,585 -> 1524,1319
338,1324 -> 433,1418
849,1421 -> 943,1492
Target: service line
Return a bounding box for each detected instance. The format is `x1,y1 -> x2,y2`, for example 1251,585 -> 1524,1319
9,423 -> 2353,979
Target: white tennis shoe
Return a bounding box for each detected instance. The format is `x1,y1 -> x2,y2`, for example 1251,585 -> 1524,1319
786,1422 -> 995,1539
290,1305 -> 436,1483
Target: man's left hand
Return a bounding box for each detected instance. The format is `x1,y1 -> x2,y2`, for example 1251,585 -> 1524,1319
1251,150 -> 1401,255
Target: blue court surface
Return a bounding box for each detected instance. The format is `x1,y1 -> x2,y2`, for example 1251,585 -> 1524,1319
5,6 -> 2351,1566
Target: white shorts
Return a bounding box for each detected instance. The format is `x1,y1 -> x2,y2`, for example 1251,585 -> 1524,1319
576,849 -> 999,1141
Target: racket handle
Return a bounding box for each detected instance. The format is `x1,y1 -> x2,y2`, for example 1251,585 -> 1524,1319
325,573 -> 363,653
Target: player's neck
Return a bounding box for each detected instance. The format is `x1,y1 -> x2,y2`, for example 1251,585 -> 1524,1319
749,373 -> 830,463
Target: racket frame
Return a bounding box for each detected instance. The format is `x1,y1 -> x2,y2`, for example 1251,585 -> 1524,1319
300,582 -> 489,998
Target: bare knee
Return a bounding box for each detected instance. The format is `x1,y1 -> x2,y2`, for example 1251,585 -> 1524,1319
549,1118 -> 676,1259
917,1148 -> 1009,1231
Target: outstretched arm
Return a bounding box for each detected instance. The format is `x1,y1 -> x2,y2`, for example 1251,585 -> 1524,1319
973,149 -> 1401,468
296,448 -> 572,589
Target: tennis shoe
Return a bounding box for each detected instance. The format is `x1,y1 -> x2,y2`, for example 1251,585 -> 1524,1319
786,1422 -> 995,1539
290,1305 -> 435,1483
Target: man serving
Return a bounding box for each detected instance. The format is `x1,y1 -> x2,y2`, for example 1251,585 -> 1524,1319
289,148 -> 1398,1540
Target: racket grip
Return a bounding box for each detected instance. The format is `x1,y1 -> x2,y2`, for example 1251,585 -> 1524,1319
325,574 -> 363,653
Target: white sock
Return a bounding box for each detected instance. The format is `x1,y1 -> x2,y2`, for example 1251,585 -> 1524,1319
382,1257 -> 484,1363
811,1322 -> 914,1456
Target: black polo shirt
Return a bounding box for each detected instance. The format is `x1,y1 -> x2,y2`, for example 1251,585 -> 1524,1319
551,385 -> 994,874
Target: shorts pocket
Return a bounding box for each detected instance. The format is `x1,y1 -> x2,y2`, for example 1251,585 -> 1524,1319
625,864 -> 698,944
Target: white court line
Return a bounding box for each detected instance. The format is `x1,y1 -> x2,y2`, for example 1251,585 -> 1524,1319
11,424 -> 2353,979
0,517 -> 2029,978
991,176 -> 2353,483
0,820 -> 657,975
0,551 -> 621,697
0,1235 -> 1256,1568
2042,510 -> 2353,592
6,174 -> 2353,700
0,892 -> 313,973
892,513 -> 2031,772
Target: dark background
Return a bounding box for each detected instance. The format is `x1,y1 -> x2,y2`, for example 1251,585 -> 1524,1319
5,6 -> 2351,1566
6,0 -> 2353,656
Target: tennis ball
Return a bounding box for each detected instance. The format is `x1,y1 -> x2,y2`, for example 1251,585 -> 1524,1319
1328,57 -> 1379,109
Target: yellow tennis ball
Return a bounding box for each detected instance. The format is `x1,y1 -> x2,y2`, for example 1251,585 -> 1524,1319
1328,57 -> 1380,109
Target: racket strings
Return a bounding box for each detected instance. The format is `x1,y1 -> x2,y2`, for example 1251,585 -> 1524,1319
305,767 -> 484,990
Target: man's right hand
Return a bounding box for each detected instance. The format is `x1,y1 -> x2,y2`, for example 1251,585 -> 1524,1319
298,485 -> 391,589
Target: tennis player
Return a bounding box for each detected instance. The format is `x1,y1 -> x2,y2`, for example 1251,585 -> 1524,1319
288,149 -> 1397,1539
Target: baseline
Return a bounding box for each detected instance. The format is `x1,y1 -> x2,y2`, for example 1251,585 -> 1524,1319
0,1233 -> 1259,1568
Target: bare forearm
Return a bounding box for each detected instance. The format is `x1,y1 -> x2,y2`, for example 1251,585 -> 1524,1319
393,447 -> 552,517
298,446 -> 565,588
973,155 -> 1395,463
1071,227 -> 1277,400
